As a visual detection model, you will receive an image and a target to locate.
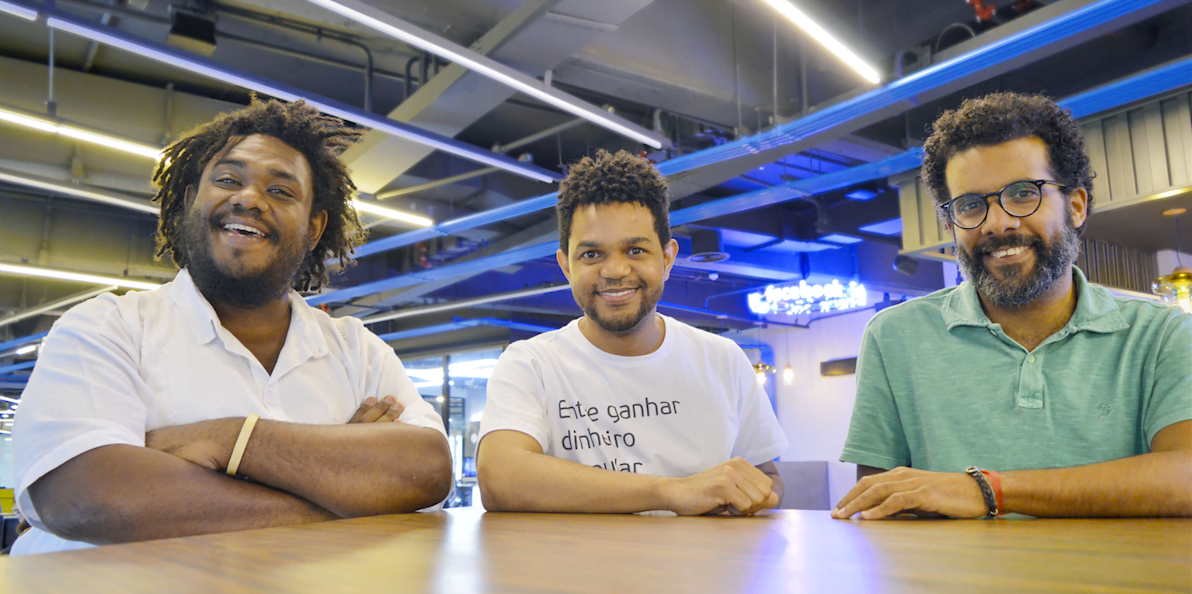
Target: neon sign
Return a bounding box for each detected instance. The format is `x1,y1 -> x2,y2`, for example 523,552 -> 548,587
747,280 -> 867,316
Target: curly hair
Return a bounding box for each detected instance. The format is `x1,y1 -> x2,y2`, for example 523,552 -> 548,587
152,97 -> 365,291
921,92 -> 1095,235
556,149 -> 671,254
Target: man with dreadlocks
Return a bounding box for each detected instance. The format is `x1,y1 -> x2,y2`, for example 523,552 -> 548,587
11,99 -> 452,554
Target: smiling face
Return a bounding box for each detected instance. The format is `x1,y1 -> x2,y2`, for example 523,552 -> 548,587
945,136 -> 1087,308
557,201 -> 678,335
178,134 -> 327,307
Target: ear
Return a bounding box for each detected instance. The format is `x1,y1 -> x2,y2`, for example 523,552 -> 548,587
1068,186 -> 1089,228
308,209 -> 328,247
556,248 -> 572,283
661,238 -> 678,281
184,185 -> 197,209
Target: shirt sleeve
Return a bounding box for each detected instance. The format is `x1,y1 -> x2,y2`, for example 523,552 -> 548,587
840,320 -> 912,470
1142,309 -> 1192,447
13,296 -> 151,528
477,343 -> 550,452
729,346 -> 788,466
359,329 -> 447,438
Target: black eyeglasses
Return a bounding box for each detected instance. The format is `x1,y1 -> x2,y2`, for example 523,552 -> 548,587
940,180 -> 1067,229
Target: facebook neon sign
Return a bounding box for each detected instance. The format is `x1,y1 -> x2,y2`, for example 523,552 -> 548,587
747,280 -> 867,316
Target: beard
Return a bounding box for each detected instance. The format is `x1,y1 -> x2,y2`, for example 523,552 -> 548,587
955,210 -> 1081,308
576,282 -> 663,334
178,204 -> 312,308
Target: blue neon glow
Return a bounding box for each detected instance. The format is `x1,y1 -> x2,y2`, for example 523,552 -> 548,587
748,280 -> 868,316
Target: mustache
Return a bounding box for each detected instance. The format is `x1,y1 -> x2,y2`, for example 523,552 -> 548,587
208,206 -> 278,242
972,234 -> 1041,258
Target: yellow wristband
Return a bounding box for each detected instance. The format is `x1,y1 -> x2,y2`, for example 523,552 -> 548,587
226,414 -> 260,477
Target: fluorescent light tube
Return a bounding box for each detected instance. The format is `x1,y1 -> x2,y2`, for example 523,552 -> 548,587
0,168 -> 161,215
352,199 -> 433,227
304,0 -> 665,149
44,12 -> 560,183
0,105 -> 163,159
762,0 -> 881,84
14,345 -> 36,356
0,263 -> 163,291
0,0 -> 37,20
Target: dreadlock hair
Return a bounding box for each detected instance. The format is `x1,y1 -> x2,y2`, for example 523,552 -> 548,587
152,97 -> 365,291
921,92 -> 1095,236
556,149 -> 671,254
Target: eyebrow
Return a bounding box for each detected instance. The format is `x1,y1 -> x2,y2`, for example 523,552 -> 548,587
212,157 -> 300,183
575,237 -> 651,250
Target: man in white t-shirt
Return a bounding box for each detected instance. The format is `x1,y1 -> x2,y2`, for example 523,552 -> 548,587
477,149 -> 788,515
12,99 -> 451,554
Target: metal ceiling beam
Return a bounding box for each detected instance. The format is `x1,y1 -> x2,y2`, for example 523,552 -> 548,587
340,0 -> 1181,263
23,1 -> 562,183
375,317 -> 558,343
307,0 -> 666,150
310,52 -> 1192,307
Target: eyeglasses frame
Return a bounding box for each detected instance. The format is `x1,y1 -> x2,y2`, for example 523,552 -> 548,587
939,179 -> 1069,230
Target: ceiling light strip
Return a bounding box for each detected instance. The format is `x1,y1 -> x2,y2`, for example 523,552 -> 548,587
304,0 -> 666,149
361,284 -> 571,325
40,9 -> 561,183
0,168 -> 160,215
0,105 -> 162,159
762,0 -> 880,84
351,199 -> 433,227
0,285 -> 117,330
0,0 -> 36,20
0,263 -> 162,291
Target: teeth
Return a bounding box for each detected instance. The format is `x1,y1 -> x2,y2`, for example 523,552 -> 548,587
223,223 -> 264,237
991,246 -> 1027,259
599,289 -> 634,297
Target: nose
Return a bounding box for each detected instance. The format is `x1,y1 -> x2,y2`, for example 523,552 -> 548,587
228,182 -> 270,213
980,197 -> 1021,237
600,253 -> 631,280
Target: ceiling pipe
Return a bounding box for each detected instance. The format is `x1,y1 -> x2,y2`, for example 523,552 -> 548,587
0,285 -> 115,329
361,283 -> 570,325
341,0 -> 1180,263
26,1 -> 562,183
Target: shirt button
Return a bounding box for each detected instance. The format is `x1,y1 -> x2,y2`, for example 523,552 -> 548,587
1028,355 -> 1036,363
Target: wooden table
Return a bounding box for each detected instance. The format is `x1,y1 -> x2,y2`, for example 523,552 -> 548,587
1,509 -> 1188,593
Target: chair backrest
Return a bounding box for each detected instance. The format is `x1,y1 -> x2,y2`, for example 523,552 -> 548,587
772,461 -> 831,510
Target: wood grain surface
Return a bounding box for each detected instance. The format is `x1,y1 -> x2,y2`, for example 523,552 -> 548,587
1,509 -> 1189,593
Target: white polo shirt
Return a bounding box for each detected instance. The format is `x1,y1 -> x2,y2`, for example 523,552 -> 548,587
12,269 -> 445,554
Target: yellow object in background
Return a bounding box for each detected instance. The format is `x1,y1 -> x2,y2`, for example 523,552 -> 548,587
0,488 -> 14,514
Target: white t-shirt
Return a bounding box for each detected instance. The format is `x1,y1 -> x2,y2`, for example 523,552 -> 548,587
12,269 -> 446,555
479,314 -> 787,478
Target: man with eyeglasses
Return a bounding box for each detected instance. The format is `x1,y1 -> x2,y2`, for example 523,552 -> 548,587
833,92 -> 1191,520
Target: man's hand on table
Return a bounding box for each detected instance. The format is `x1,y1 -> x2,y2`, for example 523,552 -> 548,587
831,467 -> 987,520
660,457 -> 779,516
348,396 -> 405,424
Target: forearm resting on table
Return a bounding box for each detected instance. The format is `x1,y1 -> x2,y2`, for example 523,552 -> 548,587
238,420 -> 453,517
477,431 -> 668,513
1001,449 -> 1192,517
28,444 -> 337,545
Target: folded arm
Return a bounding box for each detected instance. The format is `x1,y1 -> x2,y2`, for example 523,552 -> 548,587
477,430 -> 778,515
146,413 -> 454,518
28,444 -> 338,545
835,421 -> 1192,519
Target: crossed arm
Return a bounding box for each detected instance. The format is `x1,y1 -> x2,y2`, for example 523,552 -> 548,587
477,430 -> 783,515
833,420 -> 1192,519
28,398 -> 454,544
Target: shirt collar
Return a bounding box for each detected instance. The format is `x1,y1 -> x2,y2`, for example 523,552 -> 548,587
941,266 -> 1128,335
168,269 -> 330,362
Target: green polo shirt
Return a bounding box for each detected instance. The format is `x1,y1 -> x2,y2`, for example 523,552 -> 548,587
841,268 -> 1191,473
